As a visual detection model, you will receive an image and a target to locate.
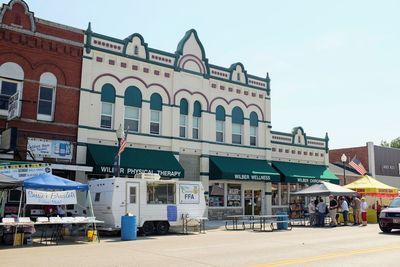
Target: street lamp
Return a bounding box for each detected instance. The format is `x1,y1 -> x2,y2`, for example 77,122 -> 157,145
341,153 -> 347,185
114,124 -> 124,177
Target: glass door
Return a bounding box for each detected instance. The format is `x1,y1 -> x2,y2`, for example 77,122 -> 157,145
244,189 -> 263,216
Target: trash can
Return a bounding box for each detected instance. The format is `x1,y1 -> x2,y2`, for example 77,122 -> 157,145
121,215 -> 137,241
276,212 -> 289,230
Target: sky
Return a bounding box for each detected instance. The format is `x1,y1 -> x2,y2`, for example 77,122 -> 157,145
7,0 -> 400,149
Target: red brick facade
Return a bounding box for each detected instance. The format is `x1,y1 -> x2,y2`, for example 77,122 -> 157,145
329,146 -> 369,172
0,0 -> 83,164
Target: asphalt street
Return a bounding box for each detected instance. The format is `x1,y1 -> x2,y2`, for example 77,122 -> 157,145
1,223 -> 399,267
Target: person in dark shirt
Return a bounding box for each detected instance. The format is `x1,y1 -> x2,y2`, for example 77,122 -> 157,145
329,195 -> 338,226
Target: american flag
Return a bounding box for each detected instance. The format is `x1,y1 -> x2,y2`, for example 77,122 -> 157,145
348,156 -> 367,175
117,130 -> 128,156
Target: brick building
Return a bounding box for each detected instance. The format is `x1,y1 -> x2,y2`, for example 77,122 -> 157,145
330,142 -> 400,188
0,0 -> 91,178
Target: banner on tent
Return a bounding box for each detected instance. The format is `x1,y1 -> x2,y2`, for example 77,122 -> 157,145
26,189 -> 77,205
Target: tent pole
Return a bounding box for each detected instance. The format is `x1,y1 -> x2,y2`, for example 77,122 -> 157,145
14,188 -> 24,246
87,189 -> 98,241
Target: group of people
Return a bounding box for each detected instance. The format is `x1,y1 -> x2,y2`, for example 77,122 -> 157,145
308,195 -> 368,227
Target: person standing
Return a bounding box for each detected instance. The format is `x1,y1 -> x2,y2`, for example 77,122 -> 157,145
308,199 -> 316,226
316,198 -> 327,227
329,195 -> 338,227
352,196 -> 361,225
341,197 -> 349,226
361,197 -> 368,226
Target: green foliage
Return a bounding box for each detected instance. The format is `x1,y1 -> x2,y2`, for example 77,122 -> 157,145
381,137 -> 400,148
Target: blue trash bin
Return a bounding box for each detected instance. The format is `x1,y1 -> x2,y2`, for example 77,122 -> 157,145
121,215 -> 137,241
275,212 -> 288,230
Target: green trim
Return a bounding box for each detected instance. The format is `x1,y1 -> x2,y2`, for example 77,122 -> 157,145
148,47 -> 176,58
200,172 -> 209,176
122,33 -> 149,60
91,32 -> 125,45
83,55 -> 93,60
78,124 -> 271,151
200,154 -> 210,158
229,62 -> 248,84
247,74 -> 267,82
101,84 -> 116,103
179,98 -> 189,115
271,131 -> 293,137
210,76 -> 267,92
271,141 -> 326,151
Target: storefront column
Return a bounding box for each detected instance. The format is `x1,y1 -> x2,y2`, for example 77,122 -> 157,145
265,182 -> 272,215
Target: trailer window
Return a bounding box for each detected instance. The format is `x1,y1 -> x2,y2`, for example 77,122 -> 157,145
94,192 -> 101,202
147,183 -> 175,204
129,187 -> 137,204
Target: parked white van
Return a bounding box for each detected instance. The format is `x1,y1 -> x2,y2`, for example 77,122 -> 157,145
89,174 -> 207,235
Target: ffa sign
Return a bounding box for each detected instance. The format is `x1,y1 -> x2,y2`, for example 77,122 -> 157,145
179,184 -> 200,204
26,189 -> 77,205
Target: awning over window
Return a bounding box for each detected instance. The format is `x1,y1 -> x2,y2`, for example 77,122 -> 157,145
272,161 -> 339,185
86,144 -> 184,178
209,156 -> 281,182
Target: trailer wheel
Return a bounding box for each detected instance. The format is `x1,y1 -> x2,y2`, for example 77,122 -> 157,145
156,221 -> 170,235
142,221 -> 155,235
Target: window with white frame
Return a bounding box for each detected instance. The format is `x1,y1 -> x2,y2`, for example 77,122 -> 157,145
100,83 -> 115,129
215,105 -> 225,143
124,86 -> 142,132
150,93 -> 162,135
216,120 -> 224,142
192,101 -> 201,139
179,98 -> 188,138
179,114 -> 187,138
192,117 -> 200,139
37,72 -> 57,121
150,110 -> 160,135
249,112 -> 259,146
232,123 -> 242,144
0,62 -> 24,116
231,107 -> 244,145
125,106 -> 140,132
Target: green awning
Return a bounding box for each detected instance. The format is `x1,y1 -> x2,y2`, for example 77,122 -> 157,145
210,156 -> 281,182
272,161 -> 339,185
86,144 -> 184,178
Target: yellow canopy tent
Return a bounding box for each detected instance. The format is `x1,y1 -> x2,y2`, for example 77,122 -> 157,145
344,175 -> 398,223
344,175 -> 398,197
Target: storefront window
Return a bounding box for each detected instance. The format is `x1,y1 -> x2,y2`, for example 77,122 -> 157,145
289,183 -> 298,205
272,183 -> 279,206
227,184 -> 241,207
280,183 -> 288,205
147,183 -> 175,204
209,183 -> 225,207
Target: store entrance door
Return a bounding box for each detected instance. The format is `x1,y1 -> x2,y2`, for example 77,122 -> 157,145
244,190 -> 262,216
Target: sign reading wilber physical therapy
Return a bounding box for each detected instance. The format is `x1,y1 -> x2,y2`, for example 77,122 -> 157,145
179,184 -> 200,204
97,166 -> 183,178
26,189 -> 77,205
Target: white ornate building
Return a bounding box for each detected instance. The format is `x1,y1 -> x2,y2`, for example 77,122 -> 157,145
76,26 -> 336,219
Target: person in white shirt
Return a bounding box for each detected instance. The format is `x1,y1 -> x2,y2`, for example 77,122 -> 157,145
361,197 -> 368,226
340,197 -> 349,226
56,205 -> 66,217
308,200 -> 316,226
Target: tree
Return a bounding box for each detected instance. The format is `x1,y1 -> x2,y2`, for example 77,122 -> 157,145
381,137 -> 400,148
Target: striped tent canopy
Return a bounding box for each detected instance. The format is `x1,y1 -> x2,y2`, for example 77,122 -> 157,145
344,175 -> 398,197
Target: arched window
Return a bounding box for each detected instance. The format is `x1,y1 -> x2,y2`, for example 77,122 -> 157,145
150,93 -> 162,135
100,83 -> 115,129
231,106 -> 244,144
37,72 -> 57,121
134,45 -> 139,55
124,86 -> 142,132
179,98 -> 188,138
192,101 -> 201,139
215,105 -> 225,142
249,112 -> 258,146
0,62 -> 24,115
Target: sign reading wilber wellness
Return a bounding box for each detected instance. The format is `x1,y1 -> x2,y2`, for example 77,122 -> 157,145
179,184 -> 200,204
26,189 -> 77,205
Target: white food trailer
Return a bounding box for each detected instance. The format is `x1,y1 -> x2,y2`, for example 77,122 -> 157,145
89,174 -> 207,235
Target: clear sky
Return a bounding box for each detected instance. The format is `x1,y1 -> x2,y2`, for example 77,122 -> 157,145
8,0 -> 400,149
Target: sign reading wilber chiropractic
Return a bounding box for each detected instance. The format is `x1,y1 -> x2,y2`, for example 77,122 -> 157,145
27,137 -> 73,160
179,184 -> 200,204
26,189 -> 77,205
